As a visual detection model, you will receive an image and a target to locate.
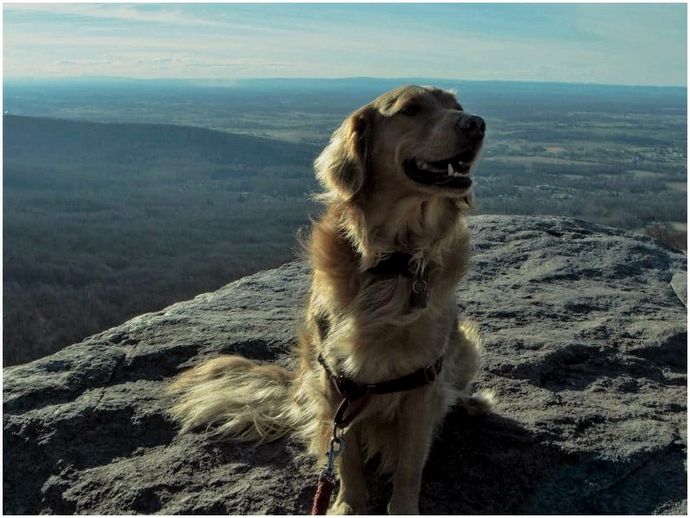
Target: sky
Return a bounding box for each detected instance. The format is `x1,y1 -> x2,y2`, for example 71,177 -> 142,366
3,3 -> 688,87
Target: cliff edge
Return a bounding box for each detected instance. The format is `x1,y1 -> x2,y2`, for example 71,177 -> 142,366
4,215 -> 687,514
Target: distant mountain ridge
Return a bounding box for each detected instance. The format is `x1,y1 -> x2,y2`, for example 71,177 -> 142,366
5,75 -> 687,92
4,115 -> 320,171
4,78 -> 685,128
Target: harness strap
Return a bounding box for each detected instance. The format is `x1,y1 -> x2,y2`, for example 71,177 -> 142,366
366,252 -> 429,309
366,252 -> 415,277
317,354 -> 443,427
369,357 -> 443,394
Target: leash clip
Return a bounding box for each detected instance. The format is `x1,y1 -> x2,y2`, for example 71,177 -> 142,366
325,434 -> 345,475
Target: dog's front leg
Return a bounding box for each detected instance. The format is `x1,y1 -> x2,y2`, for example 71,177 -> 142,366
388,389 -> 440,515
329,424 -> 368,514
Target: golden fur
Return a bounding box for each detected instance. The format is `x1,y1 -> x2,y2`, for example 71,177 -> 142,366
169,85 -> 492,514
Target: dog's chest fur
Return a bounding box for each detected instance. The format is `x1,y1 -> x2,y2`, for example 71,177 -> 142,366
307,203 -> 471,385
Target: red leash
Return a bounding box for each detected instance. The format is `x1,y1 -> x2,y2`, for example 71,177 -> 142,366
311,470 -> 336,515
311,433 -> 344,515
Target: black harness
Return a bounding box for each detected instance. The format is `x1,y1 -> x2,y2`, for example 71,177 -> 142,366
310,250 -> 444,514
367,251 -> 429,308
317,354 -> 444,427
366,251 -> 417,276
314,251 -> 443,427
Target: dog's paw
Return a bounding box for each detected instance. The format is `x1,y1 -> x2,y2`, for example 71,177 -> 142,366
328,494 -> 370,515
327,500 -> 356,515
455,388 -> 495,415
387,500 -> 420,515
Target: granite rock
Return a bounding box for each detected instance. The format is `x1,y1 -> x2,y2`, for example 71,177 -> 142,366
4,215 -> 687,514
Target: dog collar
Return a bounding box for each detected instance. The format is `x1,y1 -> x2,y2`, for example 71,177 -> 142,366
367,252 -> 429,308
367,252 -> 416,277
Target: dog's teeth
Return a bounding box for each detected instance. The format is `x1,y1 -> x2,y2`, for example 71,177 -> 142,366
447,163 -> 453,176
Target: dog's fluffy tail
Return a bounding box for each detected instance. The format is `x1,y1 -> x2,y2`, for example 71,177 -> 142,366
168,356 -> 294,442
453,320 -> 496,415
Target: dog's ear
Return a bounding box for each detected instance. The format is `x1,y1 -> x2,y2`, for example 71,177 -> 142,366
314,106 -> 374,200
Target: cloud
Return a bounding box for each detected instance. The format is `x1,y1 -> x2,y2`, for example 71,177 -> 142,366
3,4 -> 686,85
6,4 -> 228,29
4,3 -> 303,36
17,53 -> 293,78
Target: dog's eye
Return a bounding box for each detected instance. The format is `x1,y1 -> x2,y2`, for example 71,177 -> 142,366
400,104 -> 420,116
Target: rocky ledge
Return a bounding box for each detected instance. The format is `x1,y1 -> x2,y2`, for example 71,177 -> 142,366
3,215 -> 687,514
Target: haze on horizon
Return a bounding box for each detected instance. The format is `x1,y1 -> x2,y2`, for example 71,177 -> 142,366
3,3 -> 687,88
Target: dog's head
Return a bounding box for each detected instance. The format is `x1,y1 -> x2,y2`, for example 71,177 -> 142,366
315,85 -> 485,202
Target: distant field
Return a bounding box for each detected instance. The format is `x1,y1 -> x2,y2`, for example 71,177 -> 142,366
483,156 -> 601,166
3,78 -> 687,365
4,115 -> 320,365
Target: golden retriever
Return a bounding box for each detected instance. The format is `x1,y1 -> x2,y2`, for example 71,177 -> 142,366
169,85 -> 491,514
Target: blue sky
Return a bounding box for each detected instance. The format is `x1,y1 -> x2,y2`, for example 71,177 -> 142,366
3,3 -> 687,86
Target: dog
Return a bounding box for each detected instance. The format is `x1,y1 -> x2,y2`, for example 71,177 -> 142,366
169,85 -> 491,514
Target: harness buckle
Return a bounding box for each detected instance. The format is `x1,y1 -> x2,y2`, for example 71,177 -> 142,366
335,375 -> 367,400
333,398 -> 351,427
334,391 -> 373,427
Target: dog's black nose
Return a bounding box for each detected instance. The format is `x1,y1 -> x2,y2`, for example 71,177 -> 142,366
456,115 -> 486,140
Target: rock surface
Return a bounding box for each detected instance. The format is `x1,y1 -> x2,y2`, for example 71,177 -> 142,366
671,272 -> 687,307
4,215 -> 687,515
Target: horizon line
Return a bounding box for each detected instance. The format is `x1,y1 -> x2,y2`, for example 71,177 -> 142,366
3,75 -> 687,90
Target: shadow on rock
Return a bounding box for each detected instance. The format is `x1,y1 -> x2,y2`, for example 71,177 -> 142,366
371,409 -> 687,515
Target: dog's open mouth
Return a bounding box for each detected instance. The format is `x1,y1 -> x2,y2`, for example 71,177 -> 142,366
404,149 -> 476,189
